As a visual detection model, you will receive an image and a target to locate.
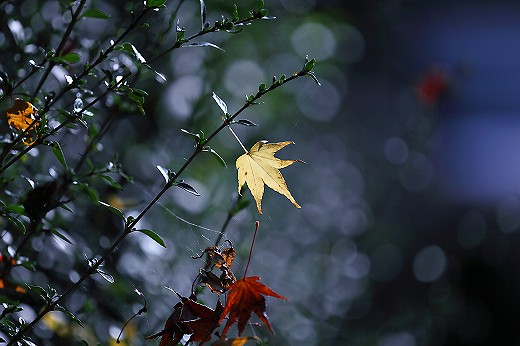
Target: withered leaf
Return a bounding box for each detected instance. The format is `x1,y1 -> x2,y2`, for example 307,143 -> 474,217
5,98 -> 40,145
146,293 -> 223,346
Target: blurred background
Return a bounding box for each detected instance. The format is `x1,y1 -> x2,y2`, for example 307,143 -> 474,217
3,0 -> 520,345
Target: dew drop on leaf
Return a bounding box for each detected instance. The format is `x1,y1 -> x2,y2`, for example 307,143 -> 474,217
74,97 -> 83,113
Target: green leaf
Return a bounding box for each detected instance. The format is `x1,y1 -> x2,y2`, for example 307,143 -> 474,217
175,182 -> 201,196
304,58 -> 316,72
96,268 -> 114,284
81,8 -> 110,19
77,183 -> 99,203
51,52 -> 81,64
146,0 -> 167,8
233,119 -> 258,126
135,229 -> 166,248
99,175 -> 123,190
212,92 -> 228,114
181,128 -> 201,144
199,0 -> 206,29
5,204 -> 25,214
156,165 -> 170,184
115,43 -> 146,64
7,216 -> 26,234
203,147 -> 227,167
306,71 -> 321,86
51,142 -> 69,170
257,0 -> 264,11
98,201 -> 125,219
50,228 -> 74,244
232,4 -> 239,22
20,260 -> 36,271
26,285 -> 47,300
184,42 -> 224,51
56,305 -> 84,327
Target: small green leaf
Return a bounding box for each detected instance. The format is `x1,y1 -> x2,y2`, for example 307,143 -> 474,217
96,268 -> 114,284
258,83 -> 266,92
59,203 -> 74,213
20,260 -> 36,271
51,142 -> 69,170
50,228 -> 73,244
184,42 -> 224,51
26,285 -> 47,299
257,0 -> 264,11
98,201 -> 125,219
212,92 -> 228,114
115,43 -> 146,64
156,165 -> 170,183
77,183 -> 99,203
304,58 -> 316,72
5,204 -> 25,214
55,305 -> 84,327
306,71 -> 321,86
51,52 -> 81,64
199,0 -> 206,29
203,147 -> 227,168
99,175 -> 123,190
232,4 -> 239,22
135,229 -> 166,248
175,182 -> 201,196
233,119 -> 258,126
146,0 -> 167,8
81,8 -> 110,20
181,128 -> 201,143
7,216 -> 26,235
62,52 -> 81,64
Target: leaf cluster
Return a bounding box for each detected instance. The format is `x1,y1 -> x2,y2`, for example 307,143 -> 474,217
0,0 -> 318,344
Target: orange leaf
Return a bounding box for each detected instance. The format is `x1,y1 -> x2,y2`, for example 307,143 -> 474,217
219,276 -> 286,336
5,98 -> 40,145
212,336 -> 260,346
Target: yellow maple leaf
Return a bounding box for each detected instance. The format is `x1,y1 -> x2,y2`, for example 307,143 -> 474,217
5,98 -> 40,145
236,140 -> 301,214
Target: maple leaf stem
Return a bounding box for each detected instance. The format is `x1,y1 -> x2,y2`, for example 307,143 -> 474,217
227,125 -> 248,154
243,221 -> 260,278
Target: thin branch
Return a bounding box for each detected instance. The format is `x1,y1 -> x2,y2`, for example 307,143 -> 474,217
32,0 -> 87,98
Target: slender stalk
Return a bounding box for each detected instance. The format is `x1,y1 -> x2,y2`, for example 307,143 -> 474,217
227,126 -> 248,153
243,221 -> 260,278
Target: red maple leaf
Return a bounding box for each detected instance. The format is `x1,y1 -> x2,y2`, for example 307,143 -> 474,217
218,276 -> 287,336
